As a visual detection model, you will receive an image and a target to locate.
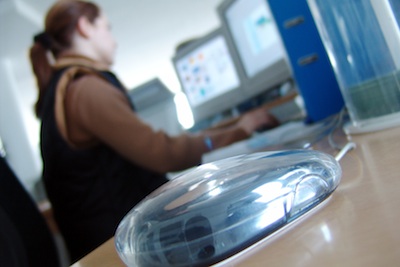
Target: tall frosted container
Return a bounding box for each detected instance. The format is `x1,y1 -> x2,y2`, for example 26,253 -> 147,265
307,0 -> 400,133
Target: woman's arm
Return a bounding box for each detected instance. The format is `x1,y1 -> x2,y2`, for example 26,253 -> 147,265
63,75 -> 279,173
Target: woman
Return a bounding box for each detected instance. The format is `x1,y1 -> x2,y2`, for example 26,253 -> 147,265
29,0 -> 278,262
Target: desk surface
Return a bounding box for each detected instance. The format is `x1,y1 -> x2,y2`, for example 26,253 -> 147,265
72,125 -> 400,267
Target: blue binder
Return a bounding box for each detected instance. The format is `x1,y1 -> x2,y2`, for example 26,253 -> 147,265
267,0 -> 344,123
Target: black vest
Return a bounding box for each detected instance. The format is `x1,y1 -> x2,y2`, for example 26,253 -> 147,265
40,68 -> 167,262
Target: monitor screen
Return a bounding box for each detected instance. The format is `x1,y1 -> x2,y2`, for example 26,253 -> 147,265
218,0 -> 292,98
173,29 -> 245,123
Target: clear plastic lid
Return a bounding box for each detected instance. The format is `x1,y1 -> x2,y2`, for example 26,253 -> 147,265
115,150 -> 341,267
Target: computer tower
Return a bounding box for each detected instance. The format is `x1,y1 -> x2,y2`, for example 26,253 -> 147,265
267,0 -> 344,123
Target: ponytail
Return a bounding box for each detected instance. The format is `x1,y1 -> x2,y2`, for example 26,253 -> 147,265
29,0 -> 100,119
29,33 -> 54,118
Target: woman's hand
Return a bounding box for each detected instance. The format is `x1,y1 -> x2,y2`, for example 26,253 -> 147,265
237,107 -> 280,135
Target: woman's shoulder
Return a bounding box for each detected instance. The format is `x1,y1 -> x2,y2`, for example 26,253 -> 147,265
67,69 -> 129,109
70,72 -> 122,98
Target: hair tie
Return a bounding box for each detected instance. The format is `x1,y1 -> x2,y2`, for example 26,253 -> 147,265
33,32 -> 52,49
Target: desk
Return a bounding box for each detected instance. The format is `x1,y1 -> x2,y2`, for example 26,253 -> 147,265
72,125 -> 400,267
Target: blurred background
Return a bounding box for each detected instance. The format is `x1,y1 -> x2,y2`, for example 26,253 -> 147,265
0,0 -> 224,194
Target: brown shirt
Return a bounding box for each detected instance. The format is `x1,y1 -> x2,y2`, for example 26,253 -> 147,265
53,56 -> 249,173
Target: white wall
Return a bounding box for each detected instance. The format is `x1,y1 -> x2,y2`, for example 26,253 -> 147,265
0,0 -> 44,193
0,59 -> 42,193
0,0 -> 223,194
100,0 -> 224,91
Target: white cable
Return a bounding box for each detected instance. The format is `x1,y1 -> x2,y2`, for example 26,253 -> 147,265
335,141 -> 356,162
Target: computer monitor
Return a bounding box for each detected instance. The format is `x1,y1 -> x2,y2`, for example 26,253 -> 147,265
172,28 -> 245,123
128,78 -> 173,111
218,0 -> 292,99
128,78 -> 182,135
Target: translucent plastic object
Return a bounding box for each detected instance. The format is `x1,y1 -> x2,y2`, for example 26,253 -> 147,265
307,0 -> 400,133
115,150 -> 341,267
